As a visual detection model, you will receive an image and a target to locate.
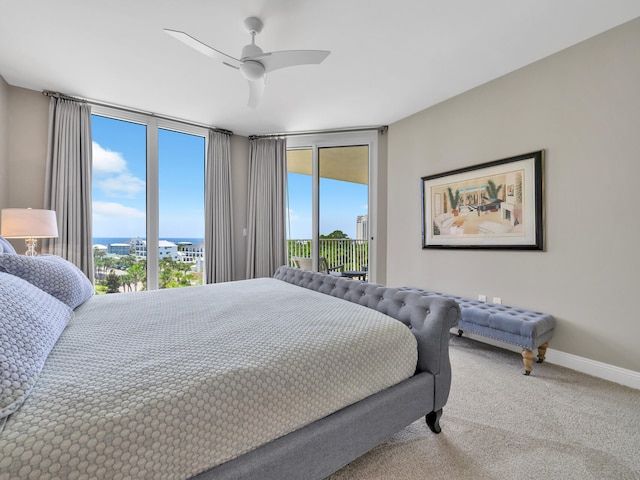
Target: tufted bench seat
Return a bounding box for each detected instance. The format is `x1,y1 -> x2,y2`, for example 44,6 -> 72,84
399,287 -> 555,375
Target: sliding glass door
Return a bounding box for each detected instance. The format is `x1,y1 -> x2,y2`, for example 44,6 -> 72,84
286,131 -> 377,281
318,146 -> 369,272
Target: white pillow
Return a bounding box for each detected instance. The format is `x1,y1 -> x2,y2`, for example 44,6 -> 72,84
0,272 -> 72,419
0,254 -> 93,309
0,236 -> 16,254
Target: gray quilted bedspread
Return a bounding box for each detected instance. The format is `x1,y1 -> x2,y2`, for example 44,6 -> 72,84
0,278 -> 417,480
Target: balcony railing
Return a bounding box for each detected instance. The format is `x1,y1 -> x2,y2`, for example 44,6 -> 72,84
288,239 -> 368,272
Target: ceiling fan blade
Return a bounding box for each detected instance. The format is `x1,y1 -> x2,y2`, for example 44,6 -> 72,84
164,29 -> 242,69
257,50 -> 330,73
247,79 -> 265,109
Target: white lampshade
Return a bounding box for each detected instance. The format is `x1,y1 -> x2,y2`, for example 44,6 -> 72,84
1,208 -> 59,238
1,208 -> 59,256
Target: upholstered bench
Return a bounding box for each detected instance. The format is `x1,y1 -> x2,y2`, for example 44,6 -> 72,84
399,287 -> 555,375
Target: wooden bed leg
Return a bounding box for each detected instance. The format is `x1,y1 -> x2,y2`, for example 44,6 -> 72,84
537,342 -> 549,363
425,409 -> 443,434
457,329 -> 464,337
522,349 -> 534,375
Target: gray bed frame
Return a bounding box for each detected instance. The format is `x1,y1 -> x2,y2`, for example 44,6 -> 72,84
192,267 -> 460,480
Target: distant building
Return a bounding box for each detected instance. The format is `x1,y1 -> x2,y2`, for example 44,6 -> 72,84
93,244 -> 108,254
128,238 -> 180,261
159,240 -> 179,260
356,215 -> 368,241
178,241 -> 204,262
108,243 -> 131,256
130,237 -> 147,257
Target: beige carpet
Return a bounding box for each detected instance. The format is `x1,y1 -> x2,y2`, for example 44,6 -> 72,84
329,335 -> 640,480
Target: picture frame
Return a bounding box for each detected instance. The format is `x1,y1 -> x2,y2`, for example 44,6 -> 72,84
421,150 -> 544,250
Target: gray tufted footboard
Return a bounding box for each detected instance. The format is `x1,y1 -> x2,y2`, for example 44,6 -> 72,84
273,266 -> 461,412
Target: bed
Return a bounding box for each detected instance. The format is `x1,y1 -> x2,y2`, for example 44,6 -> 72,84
0,255 -> 460,480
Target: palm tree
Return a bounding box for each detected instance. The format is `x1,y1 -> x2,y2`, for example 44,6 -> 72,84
447,187 -> 461,214
119,273 -> 133,292
93,256 -> 105,280
483,179 -> 503,201
128,263 -> 144,291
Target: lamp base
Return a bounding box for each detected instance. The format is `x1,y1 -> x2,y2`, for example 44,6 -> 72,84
25,237 -> 38,256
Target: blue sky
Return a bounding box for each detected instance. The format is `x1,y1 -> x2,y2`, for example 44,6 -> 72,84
286,173 -> 368,239
92,115 -> 205,238
92,115 -> 367,239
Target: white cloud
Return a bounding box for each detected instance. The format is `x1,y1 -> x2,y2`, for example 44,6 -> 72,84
286,208 -> 302,221
96,173 -> 145,198
93,201 -> 145,218
92,201 -> 145,238
92,141 -> 127,174
92,141 -> 145,198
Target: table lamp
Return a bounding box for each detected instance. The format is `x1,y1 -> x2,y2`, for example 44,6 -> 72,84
0,208 -> 59,256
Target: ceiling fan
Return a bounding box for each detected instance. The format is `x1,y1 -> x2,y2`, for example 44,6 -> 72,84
165,17 -> 330,109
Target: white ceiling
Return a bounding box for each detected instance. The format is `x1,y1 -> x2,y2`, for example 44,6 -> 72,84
1,1 -> 639,136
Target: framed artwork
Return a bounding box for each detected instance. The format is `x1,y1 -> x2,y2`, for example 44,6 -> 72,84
421,150 -> 544,250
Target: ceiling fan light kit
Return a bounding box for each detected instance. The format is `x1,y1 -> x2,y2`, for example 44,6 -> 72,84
240,61 -> 265,82
165,16 -> 330,108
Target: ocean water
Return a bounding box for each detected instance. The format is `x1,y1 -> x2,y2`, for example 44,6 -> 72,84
93,237 -> 204,246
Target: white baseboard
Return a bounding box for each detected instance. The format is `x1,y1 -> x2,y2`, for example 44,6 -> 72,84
451,330 -> 640,390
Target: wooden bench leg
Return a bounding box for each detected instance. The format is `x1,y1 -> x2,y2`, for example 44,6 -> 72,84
537,342 -> 549,363
522,349 -> 534,375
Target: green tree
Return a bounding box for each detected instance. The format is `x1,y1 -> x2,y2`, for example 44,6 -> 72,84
119,273 -> 134,292
103,256 -> 118,273
320,230 -> 349,239
119,254 -> 137,270
93,255 -> 105,281
128,262 -> 145,292
105,271 -> 121,293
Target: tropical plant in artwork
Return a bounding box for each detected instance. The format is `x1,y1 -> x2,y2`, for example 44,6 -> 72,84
447,187 -> 461,215
483,179 -> 503,202
514,172 -> 523,205
513,172 -> 523,225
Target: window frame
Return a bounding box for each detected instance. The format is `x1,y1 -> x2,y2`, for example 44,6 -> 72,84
91,105 -> 209,290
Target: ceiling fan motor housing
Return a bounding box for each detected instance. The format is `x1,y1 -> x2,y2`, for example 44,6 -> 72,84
241,42 -> 263,59
240,60 -> 265,81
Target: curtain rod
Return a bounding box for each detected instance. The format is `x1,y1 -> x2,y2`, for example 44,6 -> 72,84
248,125 -> 388,140
42,90 -> 233,136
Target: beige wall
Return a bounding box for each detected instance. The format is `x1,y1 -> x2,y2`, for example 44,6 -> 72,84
0,83 -> 251,279
0,75 -> 9,209
6,86 -> 49,209
230,134 -> 249,280
387,18 -> 640,372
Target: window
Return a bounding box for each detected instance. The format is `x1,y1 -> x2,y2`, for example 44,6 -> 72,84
91,107 -> 207,293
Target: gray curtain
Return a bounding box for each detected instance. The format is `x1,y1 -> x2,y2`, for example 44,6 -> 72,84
204,130 -> 234,283
43,98 -> 93,280
246,137 -> 288,279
